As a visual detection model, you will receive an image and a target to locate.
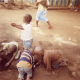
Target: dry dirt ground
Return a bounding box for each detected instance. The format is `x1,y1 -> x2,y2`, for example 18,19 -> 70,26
0,5 -> 80,80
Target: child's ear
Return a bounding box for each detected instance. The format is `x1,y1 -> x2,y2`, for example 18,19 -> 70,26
29,47 -> 34,53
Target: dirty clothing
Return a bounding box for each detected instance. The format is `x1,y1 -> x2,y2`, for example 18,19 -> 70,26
1,41 -> 20,59
43,50 -> 63,71
17,49 -> 33,79
18,67 -> 32,79
17,49 -> 33,69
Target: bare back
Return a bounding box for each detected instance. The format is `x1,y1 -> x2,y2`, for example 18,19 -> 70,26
43,49 -> 63,71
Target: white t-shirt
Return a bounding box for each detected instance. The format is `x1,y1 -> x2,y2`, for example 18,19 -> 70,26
21,23 -> 33,41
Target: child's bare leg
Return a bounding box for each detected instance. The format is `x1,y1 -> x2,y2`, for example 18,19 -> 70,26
26,75 -> 31,80
35,21 -> 39,27
47,21 -> 53,29
33,21 -> 39,27
36,21 -> 38,26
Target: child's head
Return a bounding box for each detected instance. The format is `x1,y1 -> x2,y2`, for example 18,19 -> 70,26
23,14 -> 32,23
8,44 -> 17,54
34,47 -> 44,56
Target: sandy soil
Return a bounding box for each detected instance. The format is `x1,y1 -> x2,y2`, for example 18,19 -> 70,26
0,5 -> 80,80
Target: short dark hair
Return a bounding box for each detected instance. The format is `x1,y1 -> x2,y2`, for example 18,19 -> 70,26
9,44 -> 17,53
24,14 -> 32,23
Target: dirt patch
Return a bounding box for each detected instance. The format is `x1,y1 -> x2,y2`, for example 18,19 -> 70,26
0,7 -> 80,80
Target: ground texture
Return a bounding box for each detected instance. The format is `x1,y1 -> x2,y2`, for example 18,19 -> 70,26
0,6 -> 80,80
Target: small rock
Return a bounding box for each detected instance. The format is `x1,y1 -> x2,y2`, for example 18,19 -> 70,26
72,72 -> 76,77
52,71 -> 55,75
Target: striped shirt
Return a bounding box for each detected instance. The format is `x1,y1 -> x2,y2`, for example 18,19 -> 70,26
18,49 -> 33,65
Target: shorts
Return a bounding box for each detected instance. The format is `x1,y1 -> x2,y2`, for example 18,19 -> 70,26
36,10 -> 48,22
18,67 -> 32,79
52,62 -> 61,69
23,39 -> 33,50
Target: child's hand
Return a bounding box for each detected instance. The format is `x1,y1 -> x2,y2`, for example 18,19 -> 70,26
35,62 -> 39,66
5,62 -> 10,67
11,23 -> 16,27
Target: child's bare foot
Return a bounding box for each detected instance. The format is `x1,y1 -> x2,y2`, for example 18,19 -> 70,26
33,24 -> 39,27
48,26 -> 53,29
45,71 -> 52,76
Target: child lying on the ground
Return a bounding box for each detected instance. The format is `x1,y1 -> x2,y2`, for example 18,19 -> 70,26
0,41 -> 20,67
17,49 -> 34,80
33,47 -> 68,76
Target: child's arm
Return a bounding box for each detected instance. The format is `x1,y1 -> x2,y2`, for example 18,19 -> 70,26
0,49 -> 4,53
11,23 -> 24,30
5,55 -> 15,67
35,56 -> 43,66
36,0 -> 42,6
36,2 -> 40,6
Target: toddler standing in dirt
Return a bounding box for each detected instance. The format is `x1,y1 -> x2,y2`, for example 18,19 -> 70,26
11,14 -> 33,50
